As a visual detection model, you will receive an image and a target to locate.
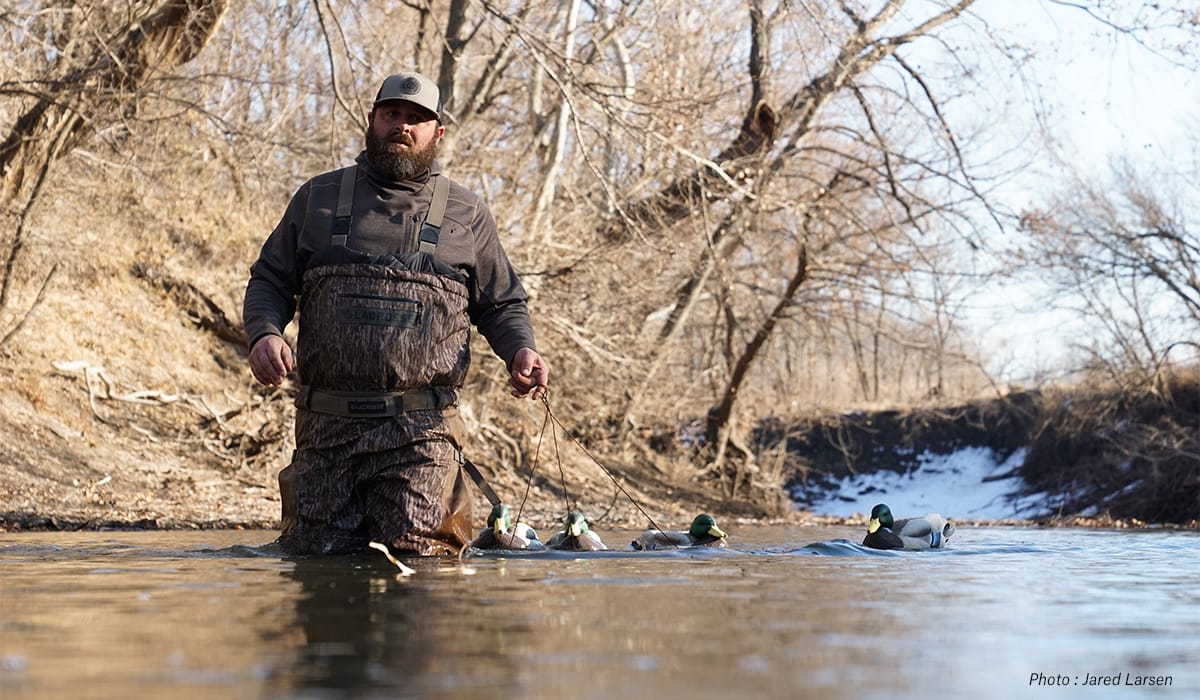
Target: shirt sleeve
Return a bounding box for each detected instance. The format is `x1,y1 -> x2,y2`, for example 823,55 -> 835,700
242,183 -> 310,349
464,199 -> 538,367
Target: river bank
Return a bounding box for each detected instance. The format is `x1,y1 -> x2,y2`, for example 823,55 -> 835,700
1,365 -> 1195,534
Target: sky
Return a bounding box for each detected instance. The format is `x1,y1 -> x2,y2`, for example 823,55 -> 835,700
1009,2 -> 1197,171
950,1 -> 1198,379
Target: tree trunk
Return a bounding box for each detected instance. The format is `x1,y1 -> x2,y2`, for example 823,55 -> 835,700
0,0 -> 227,321
1,0 -> 228,206
705,244 -> 809,471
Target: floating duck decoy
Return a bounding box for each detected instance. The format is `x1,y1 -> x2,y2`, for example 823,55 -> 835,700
861,503 -> 955,550
545,511 -> 608,551
630,513 -> 728,550
469,504 -> 544,550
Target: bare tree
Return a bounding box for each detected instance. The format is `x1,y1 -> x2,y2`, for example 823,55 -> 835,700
573,0 -> 991,475
0,0 -> 228,340
1,1 -> 228,207
1018,157 -> 1200,385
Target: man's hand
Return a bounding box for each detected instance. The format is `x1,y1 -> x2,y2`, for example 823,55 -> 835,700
249,335 -> 295,386
508,347 -> 549,400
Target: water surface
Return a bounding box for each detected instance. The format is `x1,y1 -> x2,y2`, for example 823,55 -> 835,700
1,525 -> 1196,699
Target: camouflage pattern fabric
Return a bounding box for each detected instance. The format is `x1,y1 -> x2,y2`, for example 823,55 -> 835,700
297,263 -> 470,392
277,408 -> 473,556
280,261 -> 476,555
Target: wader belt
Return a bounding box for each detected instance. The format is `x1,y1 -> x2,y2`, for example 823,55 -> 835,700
332,165 -> 450,254
301,387 -> 503,507
301,387 -> 455,417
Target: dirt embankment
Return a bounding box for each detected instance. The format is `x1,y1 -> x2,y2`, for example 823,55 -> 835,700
1,356 -> 1196,533
765,377 -> 1199,527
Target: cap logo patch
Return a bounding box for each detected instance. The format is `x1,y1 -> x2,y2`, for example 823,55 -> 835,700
400,76 -> 421,95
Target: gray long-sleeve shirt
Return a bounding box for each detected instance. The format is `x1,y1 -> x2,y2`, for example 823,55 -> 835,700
243,153 -> 536,368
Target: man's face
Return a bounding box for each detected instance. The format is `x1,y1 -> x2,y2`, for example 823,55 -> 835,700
365,102 -> 444,181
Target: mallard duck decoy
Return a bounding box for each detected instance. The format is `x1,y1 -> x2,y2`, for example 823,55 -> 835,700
469,504 -> 544,550
630,513 -> 728,550
545,511 -> 608,551
861,503 -> 955,550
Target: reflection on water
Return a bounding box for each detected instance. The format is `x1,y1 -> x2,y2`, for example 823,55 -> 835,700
1,526 -> 1197,699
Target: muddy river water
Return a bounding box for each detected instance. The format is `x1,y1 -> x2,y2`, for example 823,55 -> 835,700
1,524 -> 1196,699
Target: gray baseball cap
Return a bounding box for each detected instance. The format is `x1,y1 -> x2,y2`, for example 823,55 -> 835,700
373,71 -> 441,121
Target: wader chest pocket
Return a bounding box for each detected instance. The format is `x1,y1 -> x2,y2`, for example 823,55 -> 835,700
335,294 -> 422,328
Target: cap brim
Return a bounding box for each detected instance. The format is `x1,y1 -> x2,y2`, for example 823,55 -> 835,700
373,98 -> 440,122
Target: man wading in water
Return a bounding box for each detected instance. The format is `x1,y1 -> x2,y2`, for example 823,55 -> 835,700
243,71 -> 549,556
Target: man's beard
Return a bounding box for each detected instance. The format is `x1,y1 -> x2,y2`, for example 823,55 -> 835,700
365,128 -> 438,181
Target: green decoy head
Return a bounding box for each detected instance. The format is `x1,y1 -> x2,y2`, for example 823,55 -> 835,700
689,513 -> 727,539
488,504 -> 514,535
565,511 -> 589,537
868,503 -> 894,533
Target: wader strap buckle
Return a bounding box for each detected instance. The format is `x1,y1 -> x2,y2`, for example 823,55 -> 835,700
301,387 -> 455,417
331,165 -> 357,247
417,175 -> 450,255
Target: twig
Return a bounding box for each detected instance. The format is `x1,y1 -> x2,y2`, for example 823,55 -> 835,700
368,541 -> 416,576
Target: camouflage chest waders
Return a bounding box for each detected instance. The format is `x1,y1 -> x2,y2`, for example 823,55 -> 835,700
278,167 -> 476,556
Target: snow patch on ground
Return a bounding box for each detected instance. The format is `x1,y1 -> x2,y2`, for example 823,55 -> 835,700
793,447 -> 1048,520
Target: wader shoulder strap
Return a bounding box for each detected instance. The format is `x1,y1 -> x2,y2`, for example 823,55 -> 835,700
330,168 -> 448,254
417,175 -> 450,256
459,454 -> 503,507
332,165 -> 357,247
